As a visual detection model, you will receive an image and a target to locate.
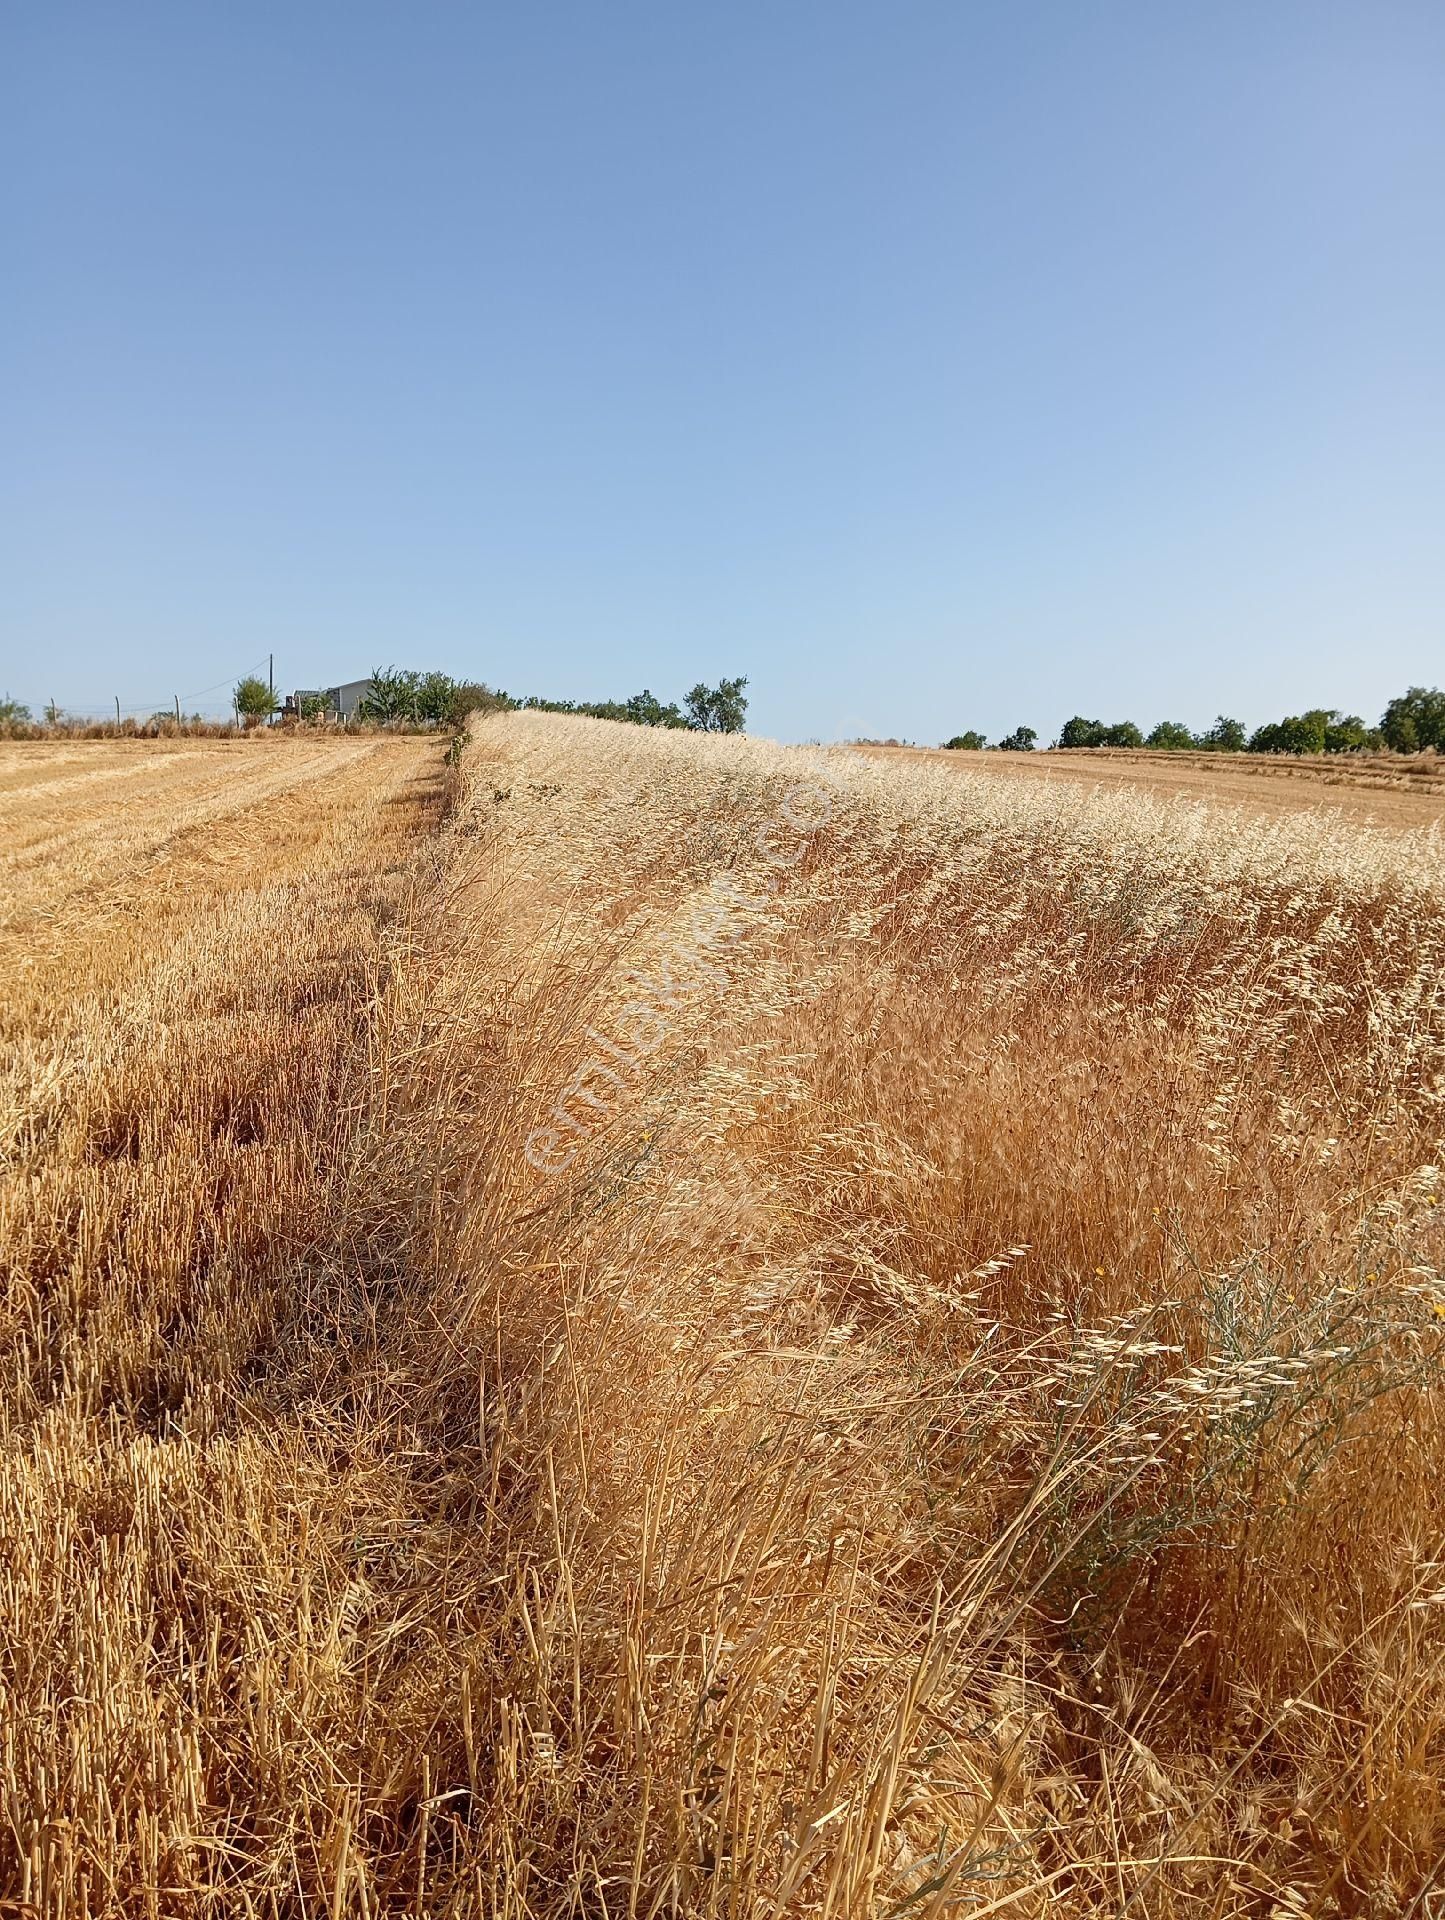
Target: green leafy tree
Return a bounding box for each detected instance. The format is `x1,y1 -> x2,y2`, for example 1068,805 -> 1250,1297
1249,710 -> 1329,755
1380,686 -> 1445,753
996,725 -> 1037,752
684,676 -> 749,733
1059,716 -> 1142,748
1202,715 -> 1246,751
412,671 -> 459,725
297,693 -> 329,722
359,666 -> 423,724
1323,712 -> 1378,753
625,689 -> 689,728
943,731 -> 987,750
0,693 -> 33,724
1145,720 -> 1197,750
234,676 -> 279,726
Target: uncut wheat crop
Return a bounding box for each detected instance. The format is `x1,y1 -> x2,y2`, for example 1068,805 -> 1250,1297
1,716 -> 1442,1917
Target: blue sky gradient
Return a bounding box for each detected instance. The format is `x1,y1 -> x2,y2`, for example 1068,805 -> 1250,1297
3,2 -> 1442,739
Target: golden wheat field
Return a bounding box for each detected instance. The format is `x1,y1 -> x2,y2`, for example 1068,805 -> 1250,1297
1,717 -> 1443,1917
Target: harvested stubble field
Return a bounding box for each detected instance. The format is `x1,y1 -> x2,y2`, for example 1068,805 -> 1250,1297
1,718 -> 1443,1917
861,743 -> 1445,831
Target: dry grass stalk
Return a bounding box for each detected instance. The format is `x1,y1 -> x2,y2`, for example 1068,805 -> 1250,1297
1,719 -> 1442,1915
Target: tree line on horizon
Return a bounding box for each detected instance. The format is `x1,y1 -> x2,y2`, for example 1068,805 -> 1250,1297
258,667 -> 750,735
0,671 -> 751,736
944,686 -> 1445,755
11,678 -> 1445,758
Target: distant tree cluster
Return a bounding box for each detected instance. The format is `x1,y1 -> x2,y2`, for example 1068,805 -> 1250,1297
945,725 -> 1037,751
521,687 -> 690,728
1057,714 -> 1250,750
1059,717 -> 1144,749
219,667 -> 747,734
274,669 -> 751,734
521,676 -> 749,734
357,669 -> 512,728
941,689 -> 1445,756
1380,687 -> 1445,753
1244,710 -> 1380,755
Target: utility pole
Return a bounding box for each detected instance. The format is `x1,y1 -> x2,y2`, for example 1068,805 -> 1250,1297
174,695 -> 180,724
115,696 -> 120,728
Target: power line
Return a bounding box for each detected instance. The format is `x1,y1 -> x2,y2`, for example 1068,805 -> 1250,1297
120,655 -> 272,714
53,654 -> 274,719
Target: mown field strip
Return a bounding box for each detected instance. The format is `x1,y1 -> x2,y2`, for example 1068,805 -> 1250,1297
866,739 -> 1445,828
0,746 -> 212,808
0,741 -> 430,1031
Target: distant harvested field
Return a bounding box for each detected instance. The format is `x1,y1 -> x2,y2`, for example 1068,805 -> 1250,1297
861,740 -> 1445,828
2,723 -> 1443,1915
0,736 -> 437,1028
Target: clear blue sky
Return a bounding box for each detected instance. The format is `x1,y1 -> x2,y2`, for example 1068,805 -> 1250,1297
3,2 -> 1442,740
